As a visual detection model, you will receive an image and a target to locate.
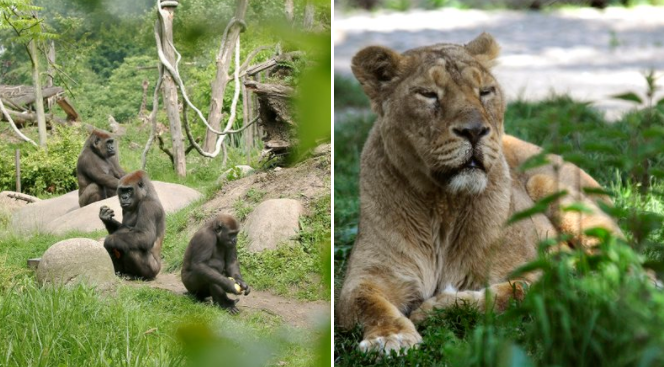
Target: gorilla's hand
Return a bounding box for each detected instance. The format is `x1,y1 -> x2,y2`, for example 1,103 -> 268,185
99,206 -> 115,222
237,279 -> 250,296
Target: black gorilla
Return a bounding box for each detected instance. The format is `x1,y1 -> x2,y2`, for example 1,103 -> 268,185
77,129 -> 125,207
181,214 -> 250,314
99,170 -> 165,280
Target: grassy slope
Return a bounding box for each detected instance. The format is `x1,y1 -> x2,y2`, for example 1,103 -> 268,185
333,77 -> 664,366
0,121 -> 330,366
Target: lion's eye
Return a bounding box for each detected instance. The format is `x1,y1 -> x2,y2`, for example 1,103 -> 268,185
416,89 -> 438,100
479,87 -> 495,98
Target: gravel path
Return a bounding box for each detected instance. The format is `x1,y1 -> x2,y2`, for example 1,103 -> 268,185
334,6 -> 664,120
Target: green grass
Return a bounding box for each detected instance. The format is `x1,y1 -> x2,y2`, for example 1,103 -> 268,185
0,279 -> 321,366
333,76 -> 664,366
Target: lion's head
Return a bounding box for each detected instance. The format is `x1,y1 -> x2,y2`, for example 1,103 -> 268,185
352,33 -> 506,194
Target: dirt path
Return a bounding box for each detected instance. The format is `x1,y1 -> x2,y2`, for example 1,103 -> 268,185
124,272 -> 330,329
334,6 -> 664,120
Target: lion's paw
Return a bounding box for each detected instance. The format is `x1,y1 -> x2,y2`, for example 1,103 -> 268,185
410,286 -> 483,324
359,330 -> 422,355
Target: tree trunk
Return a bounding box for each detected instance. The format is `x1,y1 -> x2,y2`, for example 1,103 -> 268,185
303,0 -> 315,30
285,0 -> 294,23
28,40 -> 47,147
159,2 -> 187,177
202,0 -> 249,153
46,40 -> 56,111
244,80 -> 295,155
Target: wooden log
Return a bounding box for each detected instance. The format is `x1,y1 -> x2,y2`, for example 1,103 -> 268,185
0,108 -> 67,127
55,96 -> 79,121
0,85 -> 63,108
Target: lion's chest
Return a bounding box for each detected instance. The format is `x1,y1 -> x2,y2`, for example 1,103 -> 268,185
424,186 -> 544,296
429,214 -> 495,293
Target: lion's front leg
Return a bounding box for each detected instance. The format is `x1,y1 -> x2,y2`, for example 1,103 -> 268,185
339,279 -> 423,355
409,281 -> 527,324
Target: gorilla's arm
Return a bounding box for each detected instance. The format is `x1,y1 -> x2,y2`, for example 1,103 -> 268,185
105,200 -> 160,252
99,206 -> 122,233
80,157 -> 122,190
189,231 -> 242,294
225,246 -> 243,281
225,246 -> 249,295
110,158 -> 126,179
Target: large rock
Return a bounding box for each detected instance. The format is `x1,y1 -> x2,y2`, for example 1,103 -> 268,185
37,238 -> 116,289
0,191 -> 40,215
11,190 -> 79,233
12,181 -> 202,235
243,199 -> 304,253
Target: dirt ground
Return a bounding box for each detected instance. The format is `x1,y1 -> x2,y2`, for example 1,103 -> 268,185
201,151 -> 330,216
125,273 -> 330,329
334,6 -> 664,120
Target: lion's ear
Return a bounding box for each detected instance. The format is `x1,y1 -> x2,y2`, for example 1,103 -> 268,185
465,32 -> 500,68
351,46 -> 403,102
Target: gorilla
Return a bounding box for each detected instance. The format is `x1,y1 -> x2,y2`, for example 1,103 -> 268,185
77,129 -> 126,207
99,170 -> 165,280
181,214 -> 250,314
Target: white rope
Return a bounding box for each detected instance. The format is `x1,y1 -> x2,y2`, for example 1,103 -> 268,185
154,0 -> 248,159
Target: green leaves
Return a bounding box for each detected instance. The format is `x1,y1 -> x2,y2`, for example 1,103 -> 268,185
518,152 -> 549,172
611,92 -> 643,104
506,190 -> 568,225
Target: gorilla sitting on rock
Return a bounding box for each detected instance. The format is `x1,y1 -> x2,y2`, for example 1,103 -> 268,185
99,170 -> 165,280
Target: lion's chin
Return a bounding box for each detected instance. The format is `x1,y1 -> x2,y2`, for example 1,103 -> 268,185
447,169 -> 488,195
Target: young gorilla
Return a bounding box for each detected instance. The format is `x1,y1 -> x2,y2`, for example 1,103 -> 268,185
99,170 -> 165,280
77,129 -> 126,207
181,214 -> 250,314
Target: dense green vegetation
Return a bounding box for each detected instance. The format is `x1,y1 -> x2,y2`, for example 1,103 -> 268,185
0,0 -> 331,366
334,76 -> 664,366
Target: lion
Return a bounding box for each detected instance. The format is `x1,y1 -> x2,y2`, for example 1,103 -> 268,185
336,33 -> 622,355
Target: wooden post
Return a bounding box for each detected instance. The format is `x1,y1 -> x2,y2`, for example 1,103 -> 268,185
15,149 -> 21,193
28,39 -> 47,147
159,0 -> 187,177
303,0 -> 315,30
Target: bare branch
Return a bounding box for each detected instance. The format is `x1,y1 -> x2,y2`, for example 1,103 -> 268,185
156,135 -> 175,166
0,98 -> 38,146
7,192 -> 38,203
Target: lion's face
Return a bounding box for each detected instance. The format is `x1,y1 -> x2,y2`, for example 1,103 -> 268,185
352,33 -> 506,194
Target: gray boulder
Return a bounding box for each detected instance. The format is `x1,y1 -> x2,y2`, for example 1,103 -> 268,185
12,181 -> 202,235
11,190 -> 79,233
37,238 -> 116,289
243,199 -> 304,253
0,191 -> 40,215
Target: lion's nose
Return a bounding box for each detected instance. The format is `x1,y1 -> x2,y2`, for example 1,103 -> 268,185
452,123 -> 490,146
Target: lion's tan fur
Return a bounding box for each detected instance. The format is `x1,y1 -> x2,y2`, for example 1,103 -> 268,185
337,33 -> 621,354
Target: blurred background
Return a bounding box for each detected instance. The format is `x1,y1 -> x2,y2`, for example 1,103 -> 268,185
334,0 -> 664,120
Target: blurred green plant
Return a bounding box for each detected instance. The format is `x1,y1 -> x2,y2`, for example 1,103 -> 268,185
610,70 -> 664,194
